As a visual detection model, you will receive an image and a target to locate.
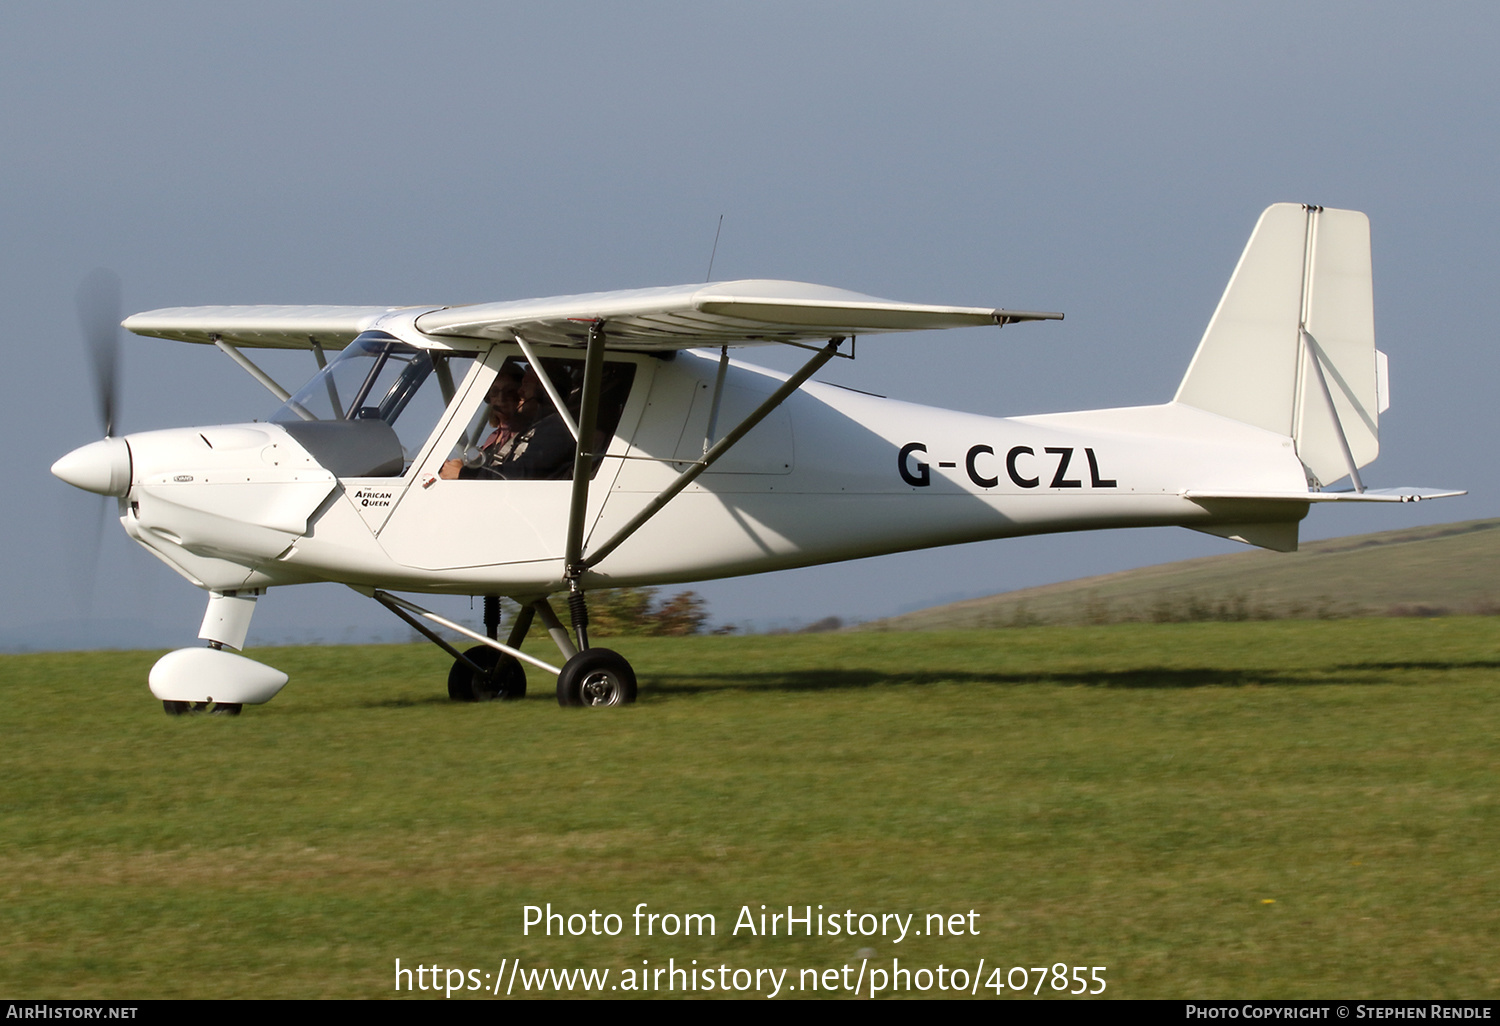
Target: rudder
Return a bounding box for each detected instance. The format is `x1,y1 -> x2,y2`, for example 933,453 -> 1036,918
1174,203 -> 1387,489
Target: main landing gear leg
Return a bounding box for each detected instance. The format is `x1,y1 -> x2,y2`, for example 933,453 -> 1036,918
554,585 -> 636,708
551,330 -> 843,710
367,590 -> 550,703
530,597 -> 578,660
447,594 -> 526,702
439,594 -> 527,701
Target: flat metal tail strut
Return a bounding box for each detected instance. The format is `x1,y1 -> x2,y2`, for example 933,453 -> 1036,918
1300,328 -> 1366,493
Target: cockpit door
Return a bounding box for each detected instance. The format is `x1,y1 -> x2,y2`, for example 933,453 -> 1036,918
374,349 -> 654,571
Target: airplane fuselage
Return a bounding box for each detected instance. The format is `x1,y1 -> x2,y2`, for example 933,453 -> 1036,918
115,347 -> 1309,598
51,206 -> 1460,710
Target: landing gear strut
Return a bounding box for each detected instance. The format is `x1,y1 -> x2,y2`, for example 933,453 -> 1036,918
369,588 -> 637,708
444,596 -> 528,702
370,590 -> 553,705
555,586 -> 636,707
151,591 -> 281,715
447,646 -> 526,702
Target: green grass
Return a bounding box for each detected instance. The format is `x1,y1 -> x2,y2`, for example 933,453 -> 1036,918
3,620 -> 1499,998
865,518 -> 1500,629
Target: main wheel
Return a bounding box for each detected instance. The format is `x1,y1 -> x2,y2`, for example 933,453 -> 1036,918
448,646 -> 527,702
556,648 -> 636,707
162,700 -> 190,716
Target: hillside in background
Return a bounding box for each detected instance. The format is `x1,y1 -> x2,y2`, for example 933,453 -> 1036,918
860,519 -> 1500,631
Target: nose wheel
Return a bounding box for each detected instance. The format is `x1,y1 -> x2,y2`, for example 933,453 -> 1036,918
556,648 -> 637,707
161,700 -> 242,716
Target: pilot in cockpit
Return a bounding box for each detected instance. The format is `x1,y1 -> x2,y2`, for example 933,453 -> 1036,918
438,367 -> 527,480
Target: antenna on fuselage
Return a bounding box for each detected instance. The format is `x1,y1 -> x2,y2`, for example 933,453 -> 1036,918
705,214 -> 724,282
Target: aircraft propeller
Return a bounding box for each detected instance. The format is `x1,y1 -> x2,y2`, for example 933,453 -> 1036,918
52,270 -> 132,496
56,269 -> 129,611
76,267 -> 122,438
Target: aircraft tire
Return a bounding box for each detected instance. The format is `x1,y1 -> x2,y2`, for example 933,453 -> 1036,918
448,646 -> 527,702
162,700 -> 190,716
211,702 -> 243,716
556,648 -> 636,708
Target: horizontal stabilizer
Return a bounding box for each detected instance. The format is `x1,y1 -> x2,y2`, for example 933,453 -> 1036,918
1185,487 -> 1466,504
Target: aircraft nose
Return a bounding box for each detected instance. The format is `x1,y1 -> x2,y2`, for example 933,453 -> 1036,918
51,437 -> 132,496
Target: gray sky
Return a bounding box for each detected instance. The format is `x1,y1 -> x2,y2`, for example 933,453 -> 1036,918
4,2 -> 1495,649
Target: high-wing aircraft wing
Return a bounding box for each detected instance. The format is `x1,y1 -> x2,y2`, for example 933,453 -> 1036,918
416,279 -> 1061,349
122,305 -> 402,349
122,281 -> 1061,351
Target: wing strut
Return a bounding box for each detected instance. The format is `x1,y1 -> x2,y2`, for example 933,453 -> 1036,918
554,328 -> 843,650
559,320 -> 612,650
703,345 -> 729,454
564,320 -> 610,581
212,336 -> 300,409
516,332 -> 582,443
579,335 -> 845,574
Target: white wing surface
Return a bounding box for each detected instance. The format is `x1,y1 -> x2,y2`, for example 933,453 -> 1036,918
123,305 -> 400,349
416,279 -> 1060,349
122,281 -> 1060,352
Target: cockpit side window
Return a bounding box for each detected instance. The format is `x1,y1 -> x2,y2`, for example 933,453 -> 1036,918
448,355 -> 636,481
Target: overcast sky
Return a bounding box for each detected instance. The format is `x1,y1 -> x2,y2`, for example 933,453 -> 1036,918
3,2 -> 1495,650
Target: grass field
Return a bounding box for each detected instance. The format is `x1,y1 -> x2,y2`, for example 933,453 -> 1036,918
864,519 -> 1500,629
3,620 -> 1498,999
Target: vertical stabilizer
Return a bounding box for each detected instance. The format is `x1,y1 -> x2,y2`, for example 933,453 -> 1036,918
1174,204 -> 1381,488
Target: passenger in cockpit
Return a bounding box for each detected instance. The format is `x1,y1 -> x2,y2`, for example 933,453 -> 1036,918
490,366 -> 578,480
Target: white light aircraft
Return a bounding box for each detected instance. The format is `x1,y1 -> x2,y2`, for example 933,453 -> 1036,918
52,204 -> 1461,714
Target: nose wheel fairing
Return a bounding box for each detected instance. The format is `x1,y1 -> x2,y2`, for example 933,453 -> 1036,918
148,647 -> 288,706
